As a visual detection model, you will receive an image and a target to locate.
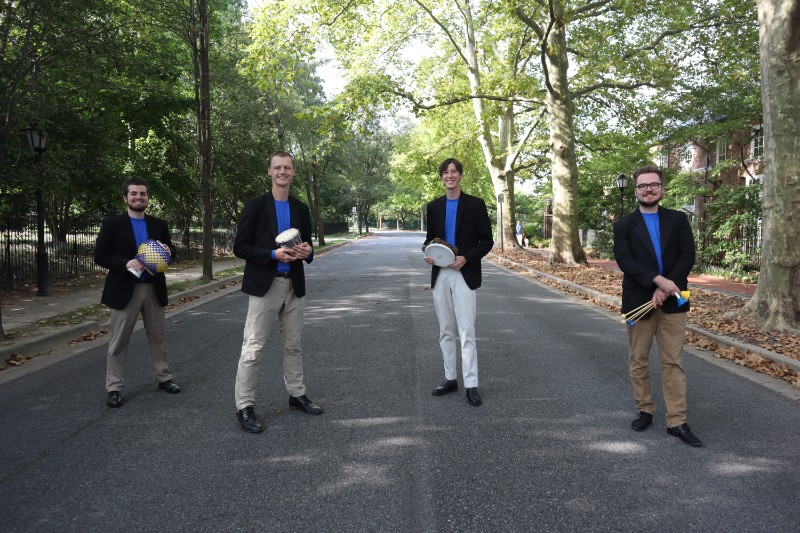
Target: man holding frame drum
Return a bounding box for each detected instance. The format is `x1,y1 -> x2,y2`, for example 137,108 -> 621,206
423,158 -> 493,407
613,165 -> 702,446
232,151 -> 322,434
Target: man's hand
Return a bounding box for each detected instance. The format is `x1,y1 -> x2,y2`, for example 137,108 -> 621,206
275,247 -> 298,263
156,240 -> 172,257
423,255 -> 435,265
652,287 -> 669,308
126,258 -> 145,272
448,256 -> 467,270
292,242 -> 312,260
653,275 -> 680,296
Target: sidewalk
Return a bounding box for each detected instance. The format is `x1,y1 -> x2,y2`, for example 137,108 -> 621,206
1,257 -> 245,334
529,248 -> 756,298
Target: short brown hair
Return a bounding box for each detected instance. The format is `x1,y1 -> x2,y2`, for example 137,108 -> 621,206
269,151 -> 295,168
438,158 -> 463,176
632,165 -> 664,184
122,176 -> 149,196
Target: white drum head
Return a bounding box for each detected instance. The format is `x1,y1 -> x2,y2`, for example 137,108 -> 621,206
276,228 -> 301,248
424,243 -> 456,267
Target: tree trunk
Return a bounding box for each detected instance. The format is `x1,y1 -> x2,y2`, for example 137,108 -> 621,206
191,0 -> 213,280
0,292 -> 6,339
461,2 -> 514,249
729,0 -> 800,331
543,2 -> 586,266
313,169 -> 325,246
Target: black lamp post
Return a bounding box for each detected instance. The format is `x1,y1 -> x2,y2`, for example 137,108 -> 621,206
23,123 -> 50,296
615,173 -> 628,219
497,193 -> 504,248
543,198 -> 552,239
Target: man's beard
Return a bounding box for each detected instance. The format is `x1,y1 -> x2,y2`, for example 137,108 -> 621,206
129,204 -> 147,212
637,197 -> 659,208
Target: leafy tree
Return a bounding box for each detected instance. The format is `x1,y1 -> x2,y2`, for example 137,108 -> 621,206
729,0 -> 800,331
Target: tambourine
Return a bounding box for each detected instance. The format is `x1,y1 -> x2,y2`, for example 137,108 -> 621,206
423,239 -> 458,267
276,228 -> 303,249
129,239 -> 173,278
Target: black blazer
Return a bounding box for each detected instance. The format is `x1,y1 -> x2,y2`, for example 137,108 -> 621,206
234,192 -> 313,298
613,206 -> 695,317
424,192 -> 494,290
94,213 -> 176,310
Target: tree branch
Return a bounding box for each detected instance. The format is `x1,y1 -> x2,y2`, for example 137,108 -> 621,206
413,0 -> 469,66
394,88 -> 545,110
509,107 -> 547,169
322,0 -> 357,26
567,0 -> 613,18
572,81 -> 656,99
621,16 -> 718,59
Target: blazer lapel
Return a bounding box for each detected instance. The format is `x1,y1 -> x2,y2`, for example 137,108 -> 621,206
658,207 -> 675,255
455,192 -> 466,234
289,197 -> 297,230
631,211 -> 658,263
264,192 -> 278,236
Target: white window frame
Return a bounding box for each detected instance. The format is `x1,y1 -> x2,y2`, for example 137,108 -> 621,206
657,149 -> 668,168
680,143 -> 694,170
716,137 -> 727,163
750,127 -> 764,160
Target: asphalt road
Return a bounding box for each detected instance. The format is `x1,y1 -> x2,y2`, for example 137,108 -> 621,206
1,232 -> 798,532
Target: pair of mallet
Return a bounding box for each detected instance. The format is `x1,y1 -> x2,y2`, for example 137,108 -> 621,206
621,290 -> 690,327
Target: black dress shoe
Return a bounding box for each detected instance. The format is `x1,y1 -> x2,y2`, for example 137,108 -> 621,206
107,391 -> 124,408
465,387 -> 482,406
631,411 -> 653,431
289,395 -> 324,415
432,379 -> 458,396
667,423 -> 703,446
158,379 -> 181,393
237,406 -> 264,433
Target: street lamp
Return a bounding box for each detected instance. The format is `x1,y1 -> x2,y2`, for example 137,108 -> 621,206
23,123 -> 50,296
497,193 -> 504,249
615,173 -> 628,219
543,198 -> 552,239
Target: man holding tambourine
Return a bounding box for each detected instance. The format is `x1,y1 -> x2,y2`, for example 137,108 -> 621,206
94,176 -> 180,409
232,151 -> 322,434
423,158 -> 494,407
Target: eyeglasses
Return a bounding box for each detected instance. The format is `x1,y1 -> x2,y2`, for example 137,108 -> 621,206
635,182 -> 662,191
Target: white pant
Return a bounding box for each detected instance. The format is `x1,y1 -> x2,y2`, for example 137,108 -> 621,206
235,278 -> 306,410
432,268 -> 479,387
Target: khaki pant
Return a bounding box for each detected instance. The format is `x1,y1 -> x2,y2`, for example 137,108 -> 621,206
235,278 -> 306,410
106,283 -> 171,392
627,309 -> 688,427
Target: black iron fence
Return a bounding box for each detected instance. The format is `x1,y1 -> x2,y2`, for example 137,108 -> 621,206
1,215 -> 235,289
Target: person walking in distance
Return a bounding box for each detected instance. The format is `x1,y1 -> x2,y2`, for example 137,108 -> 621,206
94,176 -> 180,408
423,158 -> 494,406
233,151 -> 322,434
613,165 -> 701,446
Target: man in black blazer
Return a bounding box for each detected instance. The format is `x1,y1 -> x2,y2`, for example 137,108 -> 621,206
423,158 -> 493,406
613,165 -> 701,446
232,151 -> 322,434
94,176 -> 180,408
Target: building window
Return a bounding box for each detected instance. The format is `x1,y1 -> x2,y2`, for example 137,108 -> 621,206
751,127 -> 764,160
745,173 -> 763,187
680,143 -> 694,170
657,149 -> 668,168
716,137 -> 727,163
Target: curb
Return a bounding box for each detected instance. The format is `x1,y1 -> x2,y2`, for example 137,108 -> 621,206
0,321 -> 101,361
0,239 -> 353,365
488,253 -> 800,373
